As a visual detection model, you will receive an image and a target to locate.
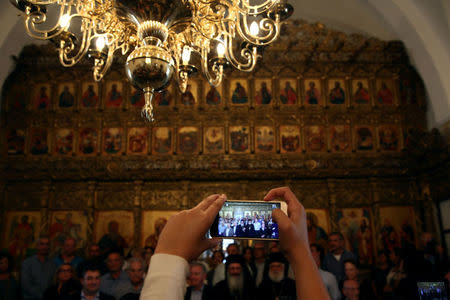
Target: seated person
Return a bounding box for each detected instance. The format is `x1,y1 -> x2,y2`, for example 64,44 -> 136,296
184,261 -> 214,300
257,252 -> 296,300
213,254 -> 256,300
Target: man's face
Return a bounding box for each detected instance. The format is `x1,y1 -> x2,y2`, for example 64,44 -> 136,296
227,245 -> 239,255
189,265 -> 206,289
81,270 -> 101,295
253,243 -> 266,259
228,263 -> 242,277
37,238 -> 50,256
63,239 -> 76,255
269,262 -> 284,276
328,234 -> 343,252
106,253 -> 123,272
213,252 -> 223,265
342,280 -> 360,300
128,261 -> 145,286
89,245 -> 100,258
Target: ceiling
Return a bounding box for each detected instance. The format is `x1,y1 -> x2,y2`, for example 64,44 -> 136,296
0,0 -> 449,129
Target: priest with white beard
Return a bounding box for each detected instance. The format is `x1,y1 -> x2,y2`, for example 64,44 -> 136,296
256,253 -> 297,300
213,254 -> 256,300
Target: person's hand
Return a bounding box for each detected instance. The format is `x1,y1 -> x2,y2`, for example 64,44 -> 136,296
263,187 -> 309,262
154,194 -> 226,261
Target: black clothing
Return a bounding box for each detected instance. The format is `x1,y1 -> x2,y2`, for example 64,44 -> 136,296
43,279 -> 81,300
184,285 -> 214,300
257,278 -> 297,300
213,278 -> 257,300
64,291 -> 115,300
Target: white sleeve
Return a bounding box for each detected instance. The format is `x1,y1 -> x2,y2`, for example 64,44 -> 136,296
140,253 -> 189,300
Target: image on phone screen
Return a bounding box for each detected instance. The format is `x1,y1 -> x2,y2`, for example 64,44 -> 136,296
210,200 -> 281,240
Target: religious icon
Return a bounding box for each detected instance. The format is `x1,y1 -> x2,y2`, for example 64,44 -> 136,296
9,86 -> 27,111
141,211 -> 179,248
78,128 -> 98,155
7,129 -> 25,155
130,87 -> 145,108
305,126 -> 326,152
154,87 -> 173,106
255,126 -> 275,152
279,79 -> 297,105
352,79 -> 370,104
356,126 -> 374,151
58,83 -> 75,108
280,125 -> 301,153
103,128 -> 123,155
229,126 -> 250,153
204,83 -> 222,105
34,84 -> 51,110
379,126 -> 399,151
376,79 -> 395,105
81,82 -> 99,108
230,79 -> 248,105
305,209 -> 330,250
254,79 -> 272,105
328,79 -> 346,105
3,211 -> 40,259
330,125 -> 351,152
105,81 -> 123,108
178,126 -> 198,154
153,127 -> 173,154
337,208 -> 374,265
204,127 -> 224,154
50,211 -> 87,251
127,127 -> 149,155
54,128 -> 74,155
95,211 -> 134,252
180,82 -> 197,106
380,206 -> 417,252
30,128 -> 48,155
304,79 -> 322,105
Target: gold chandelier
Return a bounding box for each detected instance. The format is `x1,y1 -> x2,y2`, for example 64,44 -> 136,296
11,0 -> 292,121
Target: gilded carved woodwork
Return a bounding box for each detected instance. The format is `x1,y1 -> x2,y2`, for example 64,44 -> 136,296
0,20 -> 448,253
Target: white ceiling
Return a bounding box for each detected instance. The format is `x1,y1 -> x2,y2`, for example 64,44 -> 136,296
1,0 -> 449,128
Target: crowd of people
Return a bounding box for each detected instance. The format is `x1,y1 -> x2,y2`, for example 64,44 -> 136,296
1,188 -> 449,300
218,216 -> 279,239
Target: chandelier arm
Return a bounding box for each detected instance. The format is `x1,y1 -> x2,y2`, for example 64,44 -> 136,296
23,4 -> 74,40
93,44 -> 115,81
58,19 -> 93,67
237,15 -> 281,46
201,48 -> 223,87
224,35 -> 257,72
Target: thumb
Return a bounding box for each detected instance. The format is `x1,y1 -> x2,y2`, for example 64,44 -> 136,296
272,208 -> 291,232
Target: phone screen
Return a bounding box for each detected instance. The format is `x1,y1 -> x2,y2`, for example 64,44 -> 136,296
417,282 -> 448,300
210,200 -> 280,240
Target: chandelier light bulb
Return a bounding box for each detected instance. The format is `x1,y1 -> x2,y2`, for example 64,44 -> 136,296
181,47 -> 191,65
96,36 -> 106,51
217,42 -> 226,58
59,14 -> 71,29
250,21 -> 259,36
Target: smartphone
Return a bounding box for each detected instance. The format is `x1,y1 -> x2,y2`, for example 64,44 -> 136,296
210,200 -> 287,240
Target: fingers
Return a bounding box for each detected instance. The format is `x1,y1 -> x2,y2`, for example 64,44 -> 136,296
264,187 -> 301,222
205,194 -> 227,224
195,194 -> 221,211
272,208 -> 291,233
